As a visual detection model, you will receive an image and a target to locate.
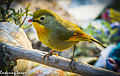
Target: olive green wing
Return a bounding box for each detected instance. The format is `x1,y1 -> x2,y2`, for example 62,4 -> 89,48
54,19 -> 90,41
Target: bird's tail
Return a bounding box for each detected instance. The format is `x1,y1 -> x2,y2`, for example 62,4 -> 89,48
90,37 -> 107,48
67,33 -> 107,48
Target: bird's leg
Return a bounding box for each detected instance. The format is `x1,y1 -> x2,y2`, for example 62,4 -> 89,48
69,45 -> 77,71
42,49 -> 58,63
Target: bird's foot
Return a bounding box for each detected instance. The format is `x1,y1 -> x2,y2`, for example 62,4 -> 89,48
42,50 -> 58,63
52,52 -> 58,56
69,58 -> 77,72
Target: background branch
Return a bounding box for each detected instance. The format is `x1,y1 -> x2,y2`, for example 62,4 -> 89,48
0,42 -> 119,76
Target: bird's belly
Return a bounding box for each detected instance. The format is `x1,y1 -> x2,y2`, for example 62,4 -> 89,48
38,36 -> 78,51
48,40 -> 78,51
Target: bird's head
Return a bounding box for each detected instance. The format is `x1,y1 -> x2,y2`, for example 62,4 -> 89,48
28,9 -> 59,30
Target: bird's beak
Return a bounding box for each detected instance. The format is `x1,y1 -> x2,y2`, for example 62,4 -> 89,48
28,18 -> 34,22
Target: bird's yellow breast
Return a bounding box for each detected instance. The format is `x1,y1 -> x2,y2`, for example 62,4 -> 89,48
32,22 -> 50,44
32,22 -> 48,36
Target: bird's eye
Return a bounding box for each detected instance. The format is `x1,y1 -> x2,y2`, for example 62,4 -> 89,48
40,17 -> 44,20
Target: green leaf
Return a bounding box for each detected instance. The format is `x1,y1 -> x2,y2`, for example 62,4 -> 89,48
29,13 -> 33,16
9,8 -> 15,13
88,23 -> 92,28
25,3 -> 30,16
110,28 -> 119,36
102,20 -> 111,31
26,3 -> 30,10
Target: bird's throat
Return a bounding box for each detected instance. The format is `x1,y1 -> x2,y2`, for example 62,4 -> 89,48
32,22 -> 48,36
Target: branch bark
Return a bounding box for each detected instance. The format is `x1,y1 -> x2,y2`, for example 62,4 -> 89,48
0,42 -> 119,76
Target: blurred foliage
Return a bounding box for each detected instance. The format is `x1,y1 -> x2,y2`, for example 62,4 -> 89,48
81,9 -> 120,46
0,0 -> 14,22
0,0 -> 32,28
102,8 -> 120,23
83,20 -> 117,44
74,18 -> 120,57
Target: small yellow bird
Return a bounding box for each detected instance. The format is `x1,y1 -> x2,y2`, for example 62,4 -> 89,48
28,9 -> 106,70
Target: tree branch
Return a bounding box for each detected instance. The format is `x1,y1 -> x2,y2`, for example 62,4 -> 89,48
0,42 -> 119,76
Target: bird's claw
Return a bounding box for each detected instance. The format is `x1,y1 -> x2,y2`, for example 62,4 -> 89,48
52,52 -> 58,56
42,51 -> 58,63
69,58 -> 77,72
42,53 -> 50,63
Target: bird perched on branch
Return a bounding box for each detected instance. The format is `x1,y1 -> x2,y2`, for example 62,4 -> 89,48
28,9 -> 106,70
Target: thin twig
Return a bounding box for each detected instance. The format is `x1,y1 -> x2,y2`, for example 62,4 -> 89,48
23,24 -> 32,30
19,9 -> 28,27
19,3 -> 30,27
